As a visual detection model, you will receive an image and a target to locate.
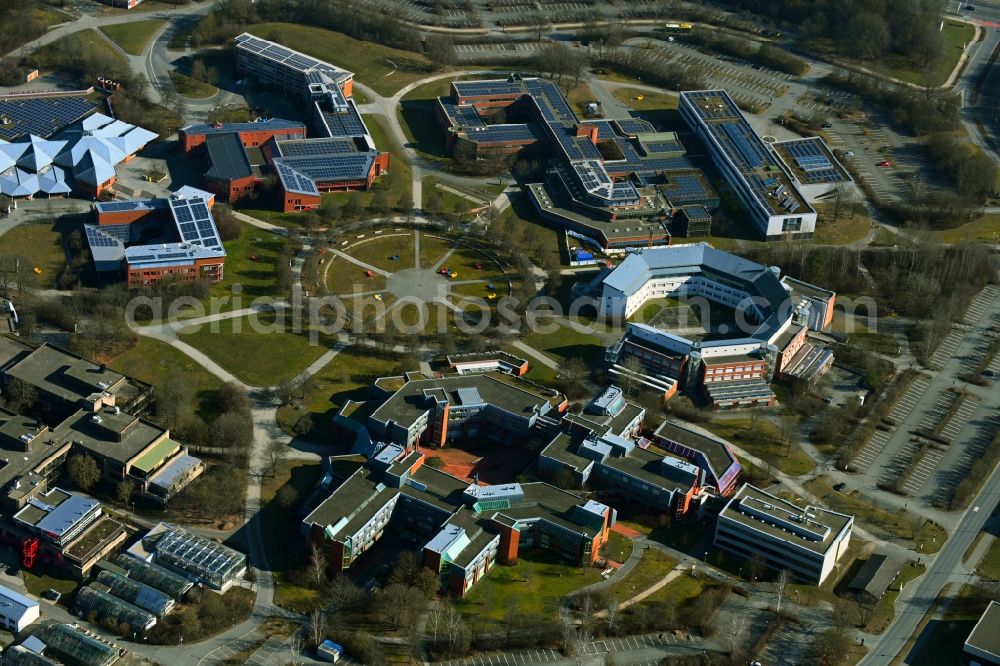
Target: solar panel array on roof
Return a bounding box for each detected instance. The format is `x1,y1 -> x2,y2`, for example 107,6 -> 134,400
273,160 -> 320,196
615,118 -> 657,135
721,123 -> 765,169
782,139 -> 848,184
316,101 -> 368,138
0,96 -> 97,141
453,80 -> 524,98
169,196 -> 223,250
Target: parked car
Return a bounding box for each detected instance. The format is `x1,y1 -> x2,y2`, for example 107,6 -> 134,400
833,483 -> 847,492
42,589 -> 61,603
878,160 -> 893,167
821,122 -> 833,129
843,151 -> 855,157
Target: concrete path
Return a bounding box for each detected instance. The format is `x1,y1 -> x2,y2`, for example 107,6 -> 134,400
510,339 -> 560,372
328,248 -> 391,277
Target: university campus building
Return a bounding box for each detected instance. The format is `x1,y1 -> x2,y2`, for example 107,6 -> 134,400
84,186 -> 226,287
179,33 -> 391,212
303,447 -> 616,598
597,243 -> 835,408
714,484 -> 853,585
0,111 -> 157,199
314,368 -> 760,595
679,91 -> 850,240
333,370 -> 568,456
434,76 -> 719,251
0,335 -> 204,576
539,386 -> 742,517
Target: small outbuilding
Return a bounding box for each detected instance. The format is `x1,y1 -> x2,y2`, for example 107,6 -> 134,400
0,583 -> 40,632
846,553 -> 902,605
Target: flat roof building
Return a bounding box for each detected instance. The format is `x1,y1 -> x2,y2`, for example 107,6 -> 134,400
600,244 -> 835,406
680,91 -> 816,240
965,601 -> 1000,666
715,484 -> 853,585
436,76 -> 721,251
303,447 -> 615,597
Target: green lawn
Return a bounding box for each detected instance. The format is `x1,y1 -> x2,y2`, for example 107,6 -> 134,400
109,337 -> 224,423
603,548 -> 677,602
418,234 -> 456,268
0,221 -> 66,282
423,176 -> 481,214
932,214 -> 999,244
873,21 -> 975,87
457,549 -> 602,622
251,23 -> 433,96
211,230 -> 293,305
975,536 -> 1000,580
260,460 -> 331,611
601,531 -> 634,564
523,326 -> 605,367
610,87 -> 681,130
99,19 -> 165,55
804,477 -> 947,554
638,570 -> 704,607
275,346 -> 404,439
23,567 -> 80,599
813,209 -> 872,245
399,102 -> 448,161
169,70 -> 217,99
347,233 -> 416,272
178,314 -> 328,386
499,192 -> 565,267
865,563 -> 926,633
700,417 -> 815,476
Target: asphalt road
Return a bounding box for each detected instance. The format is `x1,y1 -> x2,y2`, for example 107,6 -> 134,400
860,461 -> 1000,665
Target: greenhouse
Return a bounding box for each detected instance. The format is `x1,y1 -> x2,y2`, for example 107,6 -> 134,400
97,570 -> 175,618
115,555 -> 193,600
143,522 -> 246,591
2,645 -> 59,666
76,586 -> 157,636
38,623 -> 121,666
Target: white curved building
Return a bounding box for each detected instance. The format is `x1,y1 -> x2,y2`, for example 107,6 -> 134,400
601,244 -> 835,408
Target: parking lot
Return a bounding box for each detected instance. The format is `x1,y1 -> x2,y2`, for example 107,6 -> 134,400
928,327 -> 967,370
438,634 -> 682,666
455,42 -> 538,59
853,374 -> 930,469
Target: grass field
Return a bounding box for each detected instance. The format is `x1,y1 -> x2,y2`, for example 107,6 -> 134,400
458,549 -> 601,622
346,233 -> 416,272
932,214 -> 999,243
975,536 -> 1000,580
523,325 -> 605,367
23,567 -> 80,599
603,548 -> 677,602
499,192 -> 565,267
865,564 -> 926,633
210,230 -> 293,306
178,314 -> 328,386
169,70 -> 217,99
701,417 -> 815,476
275,346 -> 403,439
565,82 -> 596,118
804,477 -> 947,554
99,19 -> 165,55
260,460 -> 329,611
0,221 -> 67,283
109,337 -> 224,422
398,103 -> 448,161
602,531 -> 634,564
251,23 -> 432,96
874,21 -> 976,87
813,206 -> 872,245
423,176 -> 481,214
610,87 -> 681,130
